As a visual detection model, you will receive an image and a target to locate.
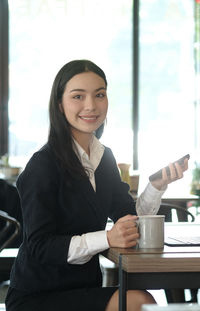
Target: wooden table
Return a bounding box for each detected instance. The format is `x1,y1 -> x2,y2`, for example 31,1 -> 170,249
102,223 -> 200,311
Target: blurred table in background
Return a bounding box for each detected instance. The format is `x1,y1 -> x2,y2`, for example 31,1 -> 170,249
162,194 -> 199,209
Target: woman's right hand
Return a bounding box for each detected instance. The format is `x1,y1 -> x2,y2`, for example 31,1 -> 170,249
106,214 -> 139,248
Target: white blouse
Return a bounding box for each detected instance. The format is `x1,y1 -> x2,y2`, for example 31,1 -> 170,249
67,136 -> 166,264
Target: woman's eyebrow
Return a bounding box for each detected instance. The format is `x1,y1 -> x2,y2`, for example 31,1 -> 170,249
70,87 -> 106,93
70,88 -> 85,93
95,87 -> 107,92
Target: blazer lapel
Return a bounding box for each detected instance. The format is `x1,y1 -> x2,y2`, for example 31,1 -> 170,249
78,178 -> 106,228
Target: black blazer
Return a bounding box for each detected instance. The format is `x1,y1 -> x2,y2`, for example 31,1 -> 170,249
10,143 -> 136,293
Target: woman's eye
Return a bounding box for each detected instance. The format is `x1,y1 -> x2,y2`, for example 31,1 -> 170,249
96,93 -> 105,98
73,95 -> 82,99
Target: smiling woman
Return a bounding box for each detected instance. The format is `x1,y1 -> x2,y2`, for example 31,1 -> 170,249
48,60 -> 109,178
5,59 -> 159,311
60,72 -> 108,152
5,59 -> 189,311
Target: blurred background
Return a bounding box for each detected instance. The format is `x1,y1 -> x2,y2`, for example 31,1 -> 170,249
0,0 -> 200,195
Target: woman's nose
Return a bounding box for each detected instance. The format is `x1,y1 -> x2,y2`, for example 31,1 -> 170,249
84,96 -> 96,110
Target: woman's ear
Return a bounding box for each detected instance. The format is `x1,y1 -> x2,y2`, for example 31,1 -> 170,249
59,103 -> 64,113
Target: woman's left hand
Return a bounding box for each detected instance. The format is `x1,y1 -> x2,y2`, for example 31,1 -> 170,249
151,157 -> 189,191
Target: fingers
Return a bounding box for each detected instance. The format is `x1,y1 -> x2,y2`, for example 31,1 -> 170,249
162,158 -> 189,184
107,214 -> 139,248
152,158 -> 189,190
116,219 -> 138,235
125,227 -> 139,242
182,157 -> 189,171
117,214 -> 138,223
168,163 -> 178,180
116,216 -> 138,237
174,162 -> 183,179
162,162 -> 177,180
162,167 -> 168,181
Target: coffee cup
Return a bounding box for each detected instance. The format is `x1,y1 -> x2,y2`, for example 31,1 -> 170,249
136,215 -> 165,249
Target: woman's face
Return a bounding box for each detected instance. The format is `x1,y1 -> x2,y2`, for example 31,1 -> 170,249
60,71 -> 108,141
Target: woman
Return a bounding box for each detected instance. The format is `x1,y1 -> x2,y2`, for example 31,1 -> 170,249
6,60 -> 188,311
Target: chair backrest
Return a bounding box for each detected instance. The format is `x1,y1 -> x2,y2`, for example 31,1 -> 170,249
0,210 -> 21,252
0,179 -> 23,247
158,202 -> 195,222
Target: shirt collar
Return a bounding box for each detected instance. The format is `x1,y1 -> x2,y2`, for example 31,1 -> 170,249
73,135 -> 105,171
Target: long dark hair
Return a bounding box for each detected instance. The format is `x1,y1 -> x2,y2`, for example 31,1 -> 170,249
48,59 -> 107,179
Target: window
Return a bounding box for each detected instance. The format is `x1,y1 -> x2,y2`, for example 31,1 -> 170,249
5,0 -> 200,194
8,0 -> 133,167
138,0 -> 200,193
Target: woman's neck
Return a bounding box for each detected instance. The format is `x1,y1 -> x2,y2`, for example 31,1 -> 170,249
72,132 -> 93,156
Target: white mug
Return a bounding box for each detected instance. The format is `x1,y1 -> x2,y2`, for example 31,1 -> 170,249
136,215 -> 165,249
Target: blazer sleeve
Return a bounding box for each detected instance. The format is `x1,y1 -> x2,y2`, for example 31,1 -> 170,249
105,148 -> 137,223
16,148 -> 72,265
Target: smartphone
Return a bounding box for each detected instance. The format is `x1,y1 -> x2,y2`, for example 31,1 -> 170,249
149,154 -> 190,182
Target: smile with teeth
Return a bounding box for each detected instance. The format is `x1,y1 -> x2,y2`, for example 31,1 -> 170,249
79,116 -> 98,120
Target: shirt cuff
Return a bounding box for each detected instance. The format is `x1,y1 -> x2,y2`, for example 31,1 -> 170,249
136,182 -> 167,215
146,182 -> 167,197
85,230 -> 109,256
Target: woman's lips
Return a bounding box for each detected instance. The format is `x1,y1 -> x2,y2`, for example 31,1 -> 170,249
79,115 -> 98,122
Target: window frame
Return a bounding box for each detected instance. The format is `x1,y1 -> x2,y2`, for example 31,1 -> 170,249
0,0 -> 9,157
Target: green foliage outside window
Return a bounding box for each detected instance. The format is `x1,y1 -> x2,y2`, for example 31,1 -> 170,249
190,162 -> 200,206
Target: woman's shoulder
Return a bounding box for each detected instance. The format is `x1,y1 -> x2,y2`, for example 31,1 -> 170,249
97,145 -> 118,174
17,144 -> 59,185
26,143 -> 56,169
103,146 -> 117,163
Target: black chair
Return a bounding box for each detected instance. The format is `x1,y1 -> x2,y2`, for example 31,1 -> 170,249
0,210 -> 21,252
0,209 -> 20,282
0,179 -> 23,248
0,210 -> 21,309
158,202 -> 195,222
